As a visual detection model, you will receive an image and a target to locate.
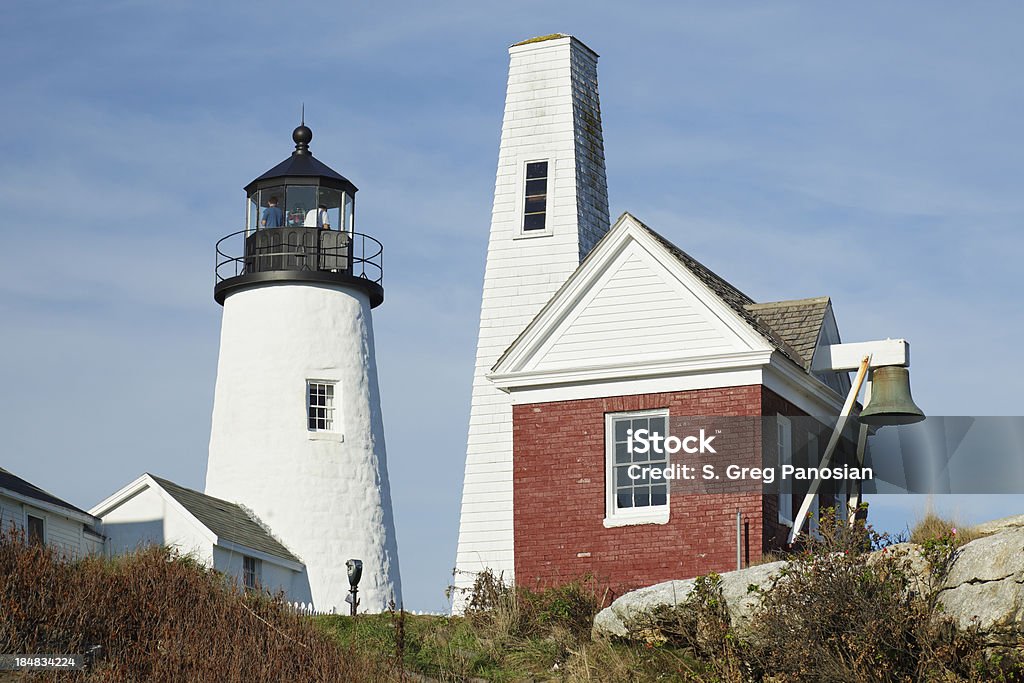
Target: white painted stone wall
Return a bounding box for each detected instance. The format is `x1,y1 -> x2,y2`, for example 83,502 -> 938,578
205,283 -> 401,613
453,35 -> 610,610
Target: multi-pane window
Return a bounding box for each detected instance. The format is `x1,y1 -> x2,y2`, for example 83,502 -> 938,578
27,515 -> 44,545
607,412 -> 669,518
307,381 -> 336,431
523,161 -> 549,231
243,555 -> 261,590
777,416 -> 793,524
835,488 -> 849,521
807,433 -> 819,532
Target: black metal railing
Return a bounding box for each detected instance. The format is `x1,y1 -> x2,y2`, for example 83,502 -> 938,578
215,227 -> 383,285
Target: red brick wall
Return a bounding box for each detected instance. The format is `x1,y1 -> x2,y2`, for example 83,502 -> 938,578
512,385 -> 819,597
513,386 -> 770,599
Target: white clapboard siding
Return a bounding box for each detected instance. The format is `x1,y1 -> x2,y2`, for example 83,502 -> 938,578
0,499 -> 23,534
534,247 -> 745,370
45,515 -> 86,558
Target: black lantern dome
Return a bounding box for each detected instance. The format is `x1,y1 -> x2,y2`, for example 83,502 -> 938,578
214,124 -> 383,307
243,123 -> 358,203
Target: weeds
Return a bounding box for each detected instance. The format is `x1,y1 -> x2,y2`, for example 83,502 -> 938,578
0,528 -> 390,682
911,511 -> 984,546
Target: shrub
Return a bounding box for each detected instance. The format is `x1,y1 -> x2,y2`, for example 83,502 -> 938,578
749,508 -> 1002,681
462,569 -> 600,643
0,528 -> 391,682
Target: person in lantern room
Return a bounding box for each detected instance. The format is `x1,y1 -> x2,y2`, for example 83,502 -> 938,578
304,204 -> 331,230
261,196 -> 284,228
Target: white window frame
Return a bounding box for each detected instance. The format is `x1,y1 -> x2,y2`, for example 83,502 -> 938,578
306,380 -> 337,433
243,555 -> 262,590
515,158 -> 554,239
25,511 -> 45,545
603,409 -> 671,528
777,415 -> 793,526
835,488 -> 849,522
807,432 -> 819,534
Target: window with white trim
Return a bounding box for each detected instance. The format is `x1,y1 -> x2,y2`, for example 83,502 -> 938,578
523,161 -> 549,231
777,416 -> 793,525
243,555 -> 261,590
26,514 -> 44,545
834,484 -> 849,522
807,432 -> 819,533
307,381 -> 336,431
605,410 -> 670,525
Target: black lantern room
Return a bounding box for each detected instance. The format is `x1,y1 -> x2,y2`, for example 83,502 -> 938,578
214,124 -> 383,307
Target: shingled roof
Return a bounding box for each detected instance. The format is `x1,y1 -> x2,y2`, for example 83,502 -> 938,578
149,475 -> 300,565
745,297 -> 831,371
0,466 -> 94,519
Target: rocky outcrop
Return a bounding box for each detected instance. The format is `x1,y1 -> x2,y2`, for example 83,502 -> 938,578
593,561 -> 787,638
594,518 -> 1024,641
939,527 -> 1024,633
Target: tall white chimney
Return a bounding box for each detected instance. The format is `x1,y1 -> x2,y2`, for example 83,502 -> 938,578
453,34 -> 610,611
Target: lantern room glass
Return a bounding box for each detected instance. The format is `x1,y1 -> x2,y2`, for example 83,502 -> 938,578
247,185 -> 353,234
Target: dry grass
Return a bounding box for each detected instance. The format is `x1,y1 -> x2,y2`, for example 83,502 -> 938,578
0,528 -> 394,682
910,511 -> 985,546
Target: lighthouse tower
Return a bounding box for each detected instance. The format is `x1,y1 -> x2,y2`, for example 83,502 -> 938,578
206,123 -> 401,613
453,35 -> 611,609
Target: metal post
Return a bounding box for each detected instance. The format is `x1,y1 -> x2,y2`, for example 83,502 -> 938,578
349,585 -> 358,616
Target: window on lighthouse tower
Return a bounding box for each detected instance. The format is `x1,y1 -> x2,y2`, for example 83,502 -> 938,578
307,381 -> 336,431
523,161 -> 549,231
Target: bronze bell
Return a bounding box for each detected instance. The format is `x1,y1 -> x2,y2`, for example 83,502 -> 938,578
860,365 -> 925,426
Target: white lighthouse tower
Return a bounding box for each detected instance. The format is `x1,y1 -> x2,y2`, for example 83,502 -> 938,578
205,123 -> 401,613
453,35 -> 611,609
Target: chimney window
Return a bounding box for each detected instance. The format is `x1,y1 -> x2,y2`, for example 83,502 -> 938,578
523,161 -> 549,231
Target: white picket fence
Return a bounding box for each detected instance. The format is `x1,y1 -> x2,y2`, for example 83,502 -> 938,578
287,602 -> 444,617
289,602 -> 336,616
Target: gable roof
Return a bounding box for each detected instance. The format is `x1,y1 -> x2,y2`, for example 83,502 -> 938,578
641,221 -> 810,371
0,466 -> 95,522
147,476 -> 301,565
745,297 -> 831,371
492,213 -> 828,377
124,475 -> 299,565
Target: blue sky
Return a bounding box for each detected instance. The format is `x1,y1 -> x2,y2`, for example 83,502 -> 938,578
1,2 -> 1022,612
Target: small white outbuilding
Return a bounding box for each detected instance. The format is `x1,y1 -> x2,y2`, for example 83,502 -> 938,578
92,473 -> 312,605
